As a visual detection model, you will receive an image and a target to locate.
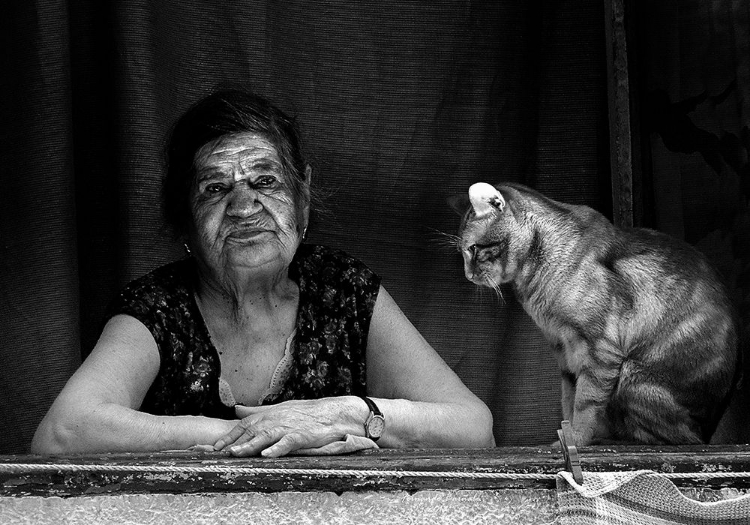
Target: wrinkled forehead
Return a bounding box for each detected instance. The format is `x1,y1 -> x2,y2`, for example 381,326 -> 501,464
195,132 -> 282,170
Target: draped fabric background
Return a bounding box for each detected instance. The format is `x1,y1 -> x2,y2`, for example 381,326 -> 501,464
0,1 -> 747,455
636,1 -> 750,442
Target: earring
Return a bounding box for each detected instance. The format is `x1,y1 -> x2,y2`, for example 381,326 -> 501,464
302,227 -> 308,239
183,243 -> 192,256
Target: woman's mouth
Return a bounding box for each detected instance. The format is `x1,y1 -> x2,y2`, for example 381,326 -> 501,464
226,229 -> 270,242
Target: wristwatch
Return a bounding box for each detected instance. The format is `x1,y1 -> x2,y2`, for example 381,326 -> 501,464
360,396 -> 385,441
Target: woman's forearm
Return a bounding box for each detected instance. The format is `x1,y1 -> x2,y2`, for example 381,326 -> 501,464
31,403 -> 234,454
370,397 -> 495,449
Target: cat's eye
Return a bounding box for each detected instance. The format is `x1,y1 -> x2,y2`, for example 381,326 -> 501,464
469,243 -> 493,255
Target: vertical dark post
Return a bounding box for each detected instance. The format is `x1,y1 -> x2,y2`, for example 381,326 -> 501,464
603,0 -> 639,228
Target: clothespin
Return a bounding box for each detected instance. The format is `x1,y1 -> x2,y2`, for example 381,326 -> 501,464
558,420 -> 583,484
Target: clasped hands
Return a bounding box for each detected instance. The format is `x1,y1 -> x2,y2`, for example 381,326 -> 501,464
208,397 -> 376,457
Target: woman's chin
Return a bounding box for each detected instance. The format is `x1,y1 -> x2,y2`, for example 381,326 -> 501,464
222,243 -> 293,273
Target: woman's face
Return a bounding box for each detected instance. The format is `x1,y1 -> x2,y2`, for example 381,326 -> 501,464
188,132 -> 306,278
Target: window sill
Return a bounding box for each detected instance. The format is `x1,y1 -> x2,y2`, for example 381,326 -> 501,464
2,445 -> 750,497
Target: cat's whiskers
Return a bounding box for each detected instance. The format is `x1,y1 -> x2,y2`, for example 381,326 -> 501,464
484,273 -> 505,302
426,228 -> 462,252
471,271 -> 505,303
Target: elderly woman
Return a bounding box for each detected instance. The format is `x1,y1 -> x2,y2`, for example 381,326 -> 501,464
32,89 -> 494,457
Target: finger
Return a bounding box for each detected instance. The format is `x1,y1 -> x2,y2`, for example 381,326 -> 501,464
228,427 -> 284,457
227,427 -> 258,447
260,432 -> 308,458
214,422 -> 254,450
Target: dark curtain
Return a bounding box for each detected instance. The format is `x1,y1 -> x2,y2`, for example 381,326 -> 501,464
1,1 -> 744,455
635,0 -> 750,442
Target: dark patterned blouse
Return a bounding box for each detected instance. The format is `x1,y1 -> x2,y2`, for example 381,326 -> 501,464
105,244 -> 381,419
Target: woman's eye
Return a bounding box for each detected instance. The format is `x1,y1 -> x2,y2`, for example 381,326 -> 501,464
254,176 -> 279,188
205,183 -> 226,194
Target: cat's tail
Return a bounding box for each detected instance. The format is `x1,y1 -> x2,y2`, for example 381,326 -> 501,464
734,325 -> 745,391
706,320 -> 746,443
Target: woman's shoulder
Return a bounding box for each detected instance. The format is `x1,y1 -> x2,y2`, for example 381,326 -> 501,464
293,244 -> 380,285
295,243 -> 364,266
107,259 -> 194,317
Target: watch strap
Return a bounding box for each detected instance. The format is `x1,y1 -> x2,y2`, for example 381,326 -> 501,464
360,396 -> 384,441
361,395 -> 383,417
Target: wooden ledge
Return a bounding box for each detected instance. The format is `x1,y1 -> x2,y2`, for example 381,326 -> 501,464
2,445 -> 750,496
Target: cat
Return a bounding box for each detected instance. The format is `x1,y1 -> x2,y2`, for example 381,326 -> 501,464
450,181 -> 740,445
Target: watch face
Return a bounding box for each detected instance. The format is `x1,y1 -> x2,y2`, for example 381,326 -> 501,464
368,415 -> 385,438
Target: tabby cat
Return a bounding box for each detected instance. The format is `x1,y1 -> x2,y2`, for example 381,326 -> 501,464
451,182 -> 740,445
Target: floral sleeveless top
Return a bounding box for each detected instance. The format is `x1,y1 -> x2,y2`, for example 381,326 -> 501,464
105,244 -> 381,419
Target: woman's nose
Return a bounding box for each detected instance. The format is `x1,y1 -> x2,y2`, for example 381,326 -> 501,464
226,185 -> 262,217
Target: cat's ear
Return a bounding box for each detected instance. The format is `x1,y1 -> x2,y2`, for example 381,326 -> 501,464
447,193 -> 470,216
469,182 -> 505,218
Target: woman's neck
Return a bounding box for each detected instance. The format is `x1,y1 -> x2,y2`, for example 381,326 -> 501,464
194,260 -> 298,325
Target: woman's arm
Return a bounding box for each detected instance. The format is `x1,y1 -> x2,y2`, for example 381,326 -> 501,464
363,286 -> 495,449
215,286 -> 495,456
31,315 -> 235,454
